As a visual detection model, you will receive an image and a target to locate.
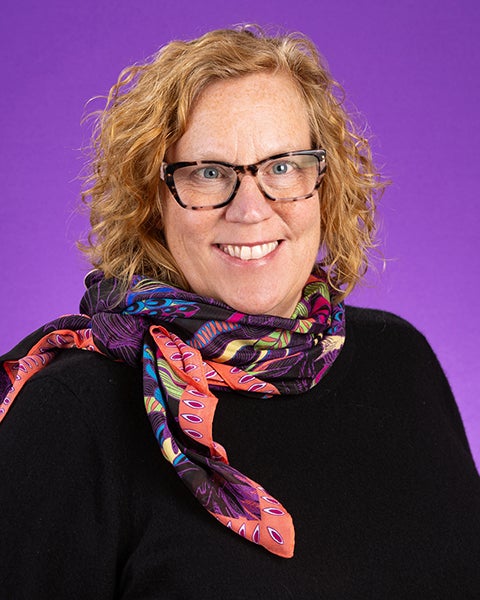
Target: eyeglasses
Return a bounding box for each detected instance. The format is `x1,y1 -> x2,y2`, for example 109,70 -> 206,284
160,149 -> 327,210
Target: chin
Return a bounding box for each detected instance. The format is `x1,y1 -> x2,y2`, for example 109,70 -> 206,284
225,294 -> 294,319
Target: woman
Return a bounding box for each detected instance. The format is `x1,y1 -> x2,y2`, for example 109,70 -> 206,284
1,26 -> 479,599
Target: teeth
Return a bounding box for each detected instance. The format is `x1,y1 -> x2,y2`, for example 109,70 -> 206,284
220,241 -> 278,261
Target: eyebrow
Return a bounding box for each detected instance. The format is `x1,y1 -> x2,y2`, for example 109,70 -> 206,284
173,148 -> 306,165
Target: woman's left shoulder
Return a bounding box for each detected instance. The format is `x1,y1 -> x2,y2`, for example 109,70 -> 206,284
344,305 -> 476,457
345,305 -> 426,337
344,305 -> 450,386
344,305 -> 439,361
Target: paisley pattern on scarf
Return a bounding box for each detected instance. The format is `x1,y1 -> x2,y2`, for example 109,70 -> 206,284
0,270 -> 345,558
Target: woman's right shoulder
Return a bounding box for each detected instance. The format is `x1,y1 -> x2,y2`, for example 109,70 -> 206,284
0,348 -> 145,448
29,348 -> 142,404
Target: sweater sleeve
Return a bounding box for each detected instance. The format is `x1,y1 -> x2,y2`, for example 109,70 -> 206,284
0,370 -> 127,599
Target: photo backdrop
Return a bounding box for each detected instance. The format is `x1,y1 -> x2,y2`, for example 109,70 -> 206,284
1,0 -> 478,464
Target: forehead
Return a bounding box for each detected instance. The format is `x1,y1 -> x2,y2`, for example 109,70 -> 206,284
194,71 -> 306,113
171,72 -> 312,162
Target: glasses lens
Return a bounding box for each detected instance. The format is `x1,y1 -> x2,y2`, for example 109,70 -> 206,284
259,153 -> 321,201
173,164 -> 236,208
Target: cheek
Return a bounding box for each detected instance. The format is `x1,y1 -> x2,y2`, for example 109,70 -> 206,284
163,202 -> 214,268
299,203 -> 322,264
292,198 -> 321,247
163,202 -> 192,263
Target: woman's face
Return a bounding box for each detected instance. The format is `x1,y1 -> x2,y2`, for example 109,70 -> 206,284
163,72 -> 321,317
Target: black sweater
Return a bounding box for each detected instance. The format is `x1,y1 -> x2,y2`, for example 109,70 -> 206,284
1,307 -> 479,599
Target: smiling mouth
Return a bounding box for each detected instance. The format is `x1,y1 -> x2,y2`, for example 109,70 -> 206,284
218,241 -> 279,261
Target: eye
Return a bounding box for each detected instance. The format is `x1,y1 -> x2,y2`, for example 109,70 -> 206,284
270,161 -> 294,175
194,166 -> 224,180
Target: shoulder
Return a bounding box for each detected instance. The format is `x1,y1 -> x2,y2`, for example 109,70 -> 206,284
20,348 -> 142,410
1,349 -> 147,458
31,346 -> 142,391
343,305 -> 448,406
344,305 -> 434,360
345,305 -> 425,336
344,304 -> 442,376
0,348 -> 157,518
344,305 -> 475,452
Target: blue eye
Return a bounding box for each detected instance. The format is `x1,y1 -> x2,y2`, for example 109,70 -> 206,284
200,167 -> 220,179
271,161 -> 291,175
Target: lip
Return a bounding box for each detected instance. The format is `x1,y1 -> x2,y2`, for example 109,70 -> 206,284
215,240 -> 282,263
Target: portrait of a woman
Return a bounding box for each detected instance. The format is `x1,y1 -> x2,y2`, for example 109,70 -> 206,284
1,23 -> 479,600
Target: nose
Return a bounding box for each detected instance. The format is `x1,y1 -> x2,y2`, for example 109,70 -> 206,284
224,173 -> 275,223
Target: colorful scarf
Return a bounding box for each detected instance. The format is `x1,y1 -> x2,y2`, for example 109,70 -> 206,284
0,270 -> 345,558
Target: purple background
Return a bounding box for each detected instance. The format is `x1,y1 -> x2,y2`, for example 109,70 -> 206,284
1,0 -> 478,465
